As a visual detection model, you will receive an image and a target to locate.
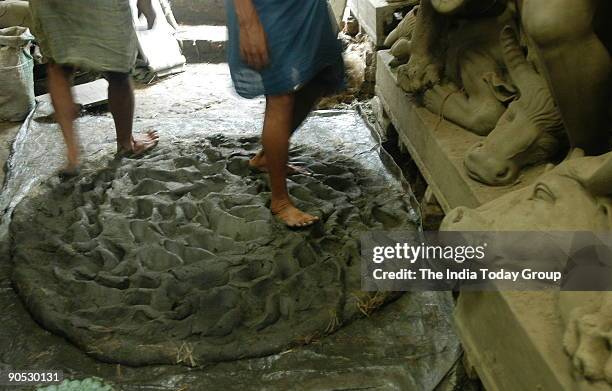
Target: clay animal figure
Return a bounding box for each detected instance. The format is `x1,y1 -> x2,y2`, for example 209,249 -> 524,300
386,2 -> 518,136
463,26 -> 567,185
384,6 -> 419,67
442,149 -> 612,388
401,0 -> 612,155
396,0 -> 509,93
559,291 -> 612,385
421,13 -> 517,136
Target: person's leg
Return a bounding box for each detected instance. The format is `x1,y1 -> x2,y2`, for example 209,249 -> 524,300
47,62 -> 79,172
106,72 -> 159,154
291,79 -> 328,132
250,78 -> 327,172
263,93 -> 319,227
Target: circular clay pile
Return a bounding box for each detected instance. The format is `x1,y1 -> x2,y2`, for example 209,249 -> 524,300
10,135 -> 415,366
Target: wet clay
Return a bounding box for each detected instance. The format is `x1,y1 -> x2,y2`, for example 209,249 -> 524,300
10,135 -> 415,367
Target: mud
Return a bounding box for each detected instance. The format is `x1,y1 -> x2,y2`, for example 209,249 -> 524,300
0,65 -> 461,389
10,134 -> 415,367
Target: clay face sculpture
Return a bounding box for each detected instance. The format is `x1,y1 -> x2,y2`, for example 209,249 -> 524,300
442,149 -> 612,386
463,26 -> 567,186
443,151 -> 612,232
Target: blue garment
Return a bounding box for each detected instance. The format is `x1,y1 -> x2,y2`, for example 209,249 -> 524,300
226,0 -> 345,99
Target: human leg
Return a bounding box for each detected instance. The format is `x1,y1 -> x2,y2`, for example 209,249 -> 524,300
47,62 -> 79,172
262,93 -> 319,227
106,72 -> 159,155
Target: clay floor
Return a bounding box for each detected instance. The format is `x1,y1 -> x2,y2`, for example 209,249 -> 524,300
0,64 -> 479,390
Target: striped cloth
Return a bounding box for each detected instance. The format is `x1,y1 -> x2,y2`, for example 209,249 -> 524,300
29,0 -> 138,73
226,0 -> 345,98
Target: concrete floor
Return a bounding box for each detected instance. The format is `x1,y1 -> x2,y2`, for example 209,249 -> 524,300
0,64 -> 472,390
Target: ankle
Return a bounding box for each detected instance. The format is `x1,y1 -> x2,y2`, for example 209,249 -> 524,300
271,197 -> 293,213
117,138 -> 133,151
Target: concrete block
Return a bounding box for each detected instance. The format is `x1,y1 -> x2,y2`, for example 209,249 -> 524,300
177,25 -> 227,63
348,0 -> 416,47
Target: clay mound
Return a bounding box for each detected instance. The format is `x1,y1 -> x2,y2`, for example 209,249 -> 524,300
10,135 -> 415,366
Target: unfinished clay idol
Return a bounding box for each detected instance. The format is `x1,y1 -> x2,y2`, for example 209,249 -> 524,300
521,0 -> 612,155
384,6 -> 418,67
422,14 -> 516,136
396,0 -> 509,93
442,149 -> 612,388
10,136 -> 416,366
463,26 -> 567,186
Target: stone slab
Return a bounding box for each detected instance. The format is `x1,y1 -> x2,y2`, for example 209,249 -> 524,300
349,0 -> 416,47
177,25 -> 227,64
376,50 -> 545,213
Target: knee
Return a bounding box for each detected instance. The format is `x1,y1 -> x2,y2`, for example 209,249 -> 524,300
105,72 -> 131,86
48,62 -> 74,77
266,94 -> 295,108
522,0 -> 593,47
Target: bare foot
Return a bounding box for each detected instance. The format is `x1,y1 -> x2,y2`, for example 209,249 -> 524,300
117,130 -> 159,157
60,138 -> 81,178
249,151 -> 312,176
271,199 -> 319,228
58,162 -> 80,180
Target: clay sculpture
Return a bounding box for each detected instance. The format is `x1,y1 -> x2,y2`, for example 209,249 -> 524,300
442,149 -> 612,388
463,26 -> 567,185
384,6 -> 419,67
520,0 -> 612,155
396,0 -> 509,93
421,13 -> 516,136
399,0 -> 611,155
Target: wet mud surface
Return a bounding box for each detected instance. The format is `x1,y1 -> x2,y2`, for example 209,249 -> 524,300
0,65 -> 461,389
10,135 -> 415,367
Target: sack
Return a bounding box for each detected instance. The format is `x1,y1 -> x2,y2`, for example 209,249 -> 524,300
0,1 -> 32,29
0,26 -> 35,122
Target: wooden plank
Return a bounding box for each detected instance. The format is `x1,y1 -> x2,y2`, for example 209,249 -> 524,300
37,79 -> 109,109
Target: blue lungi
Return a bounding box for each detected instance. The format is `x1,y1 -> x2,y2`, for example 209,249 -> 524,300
226,0 -> 345,99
